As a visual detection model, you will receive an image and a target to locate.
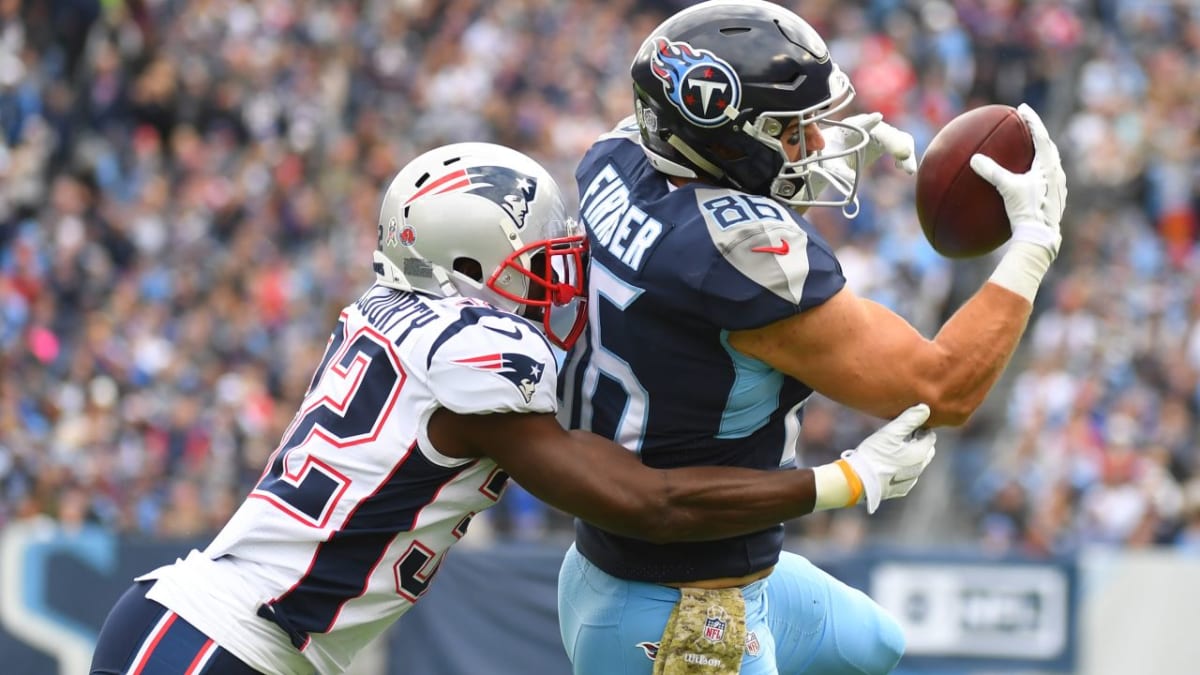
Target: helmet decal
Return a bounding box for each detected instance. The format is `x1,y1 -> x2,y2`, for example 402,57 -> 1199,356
384,216 -> 400,248
649,37 -> 741,128
405,166 -> 539,230
399,225 -> 416,246
382,216 -> 416,247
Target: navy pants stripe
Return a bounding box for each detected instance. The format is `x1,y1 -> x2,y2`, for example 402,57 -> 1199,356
90,581 -> 264,675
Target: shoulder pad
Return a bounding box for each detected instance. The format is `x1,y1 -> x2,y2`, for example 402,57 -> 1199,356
427,312 -> 558,415
692,188 -> 843,308
597,115 -> 642,142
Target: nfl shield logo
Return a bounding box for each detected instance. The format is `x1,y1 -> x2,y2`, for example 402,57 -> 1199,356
745,631 -> 761,656
703,615 -> 726,643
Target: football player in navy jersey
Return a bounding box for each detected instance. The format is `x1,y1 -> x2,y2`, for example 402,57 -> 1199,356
556,1 -> 1067,674
89,141 -> 938,675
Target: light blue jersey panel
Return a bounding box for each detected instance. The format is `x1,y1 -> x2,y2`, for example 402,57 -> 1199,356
716,329 -> 783,439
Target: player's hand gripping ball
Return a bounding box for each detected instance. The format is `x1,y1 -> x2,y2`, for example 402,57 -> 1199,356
915,105 -> 1035,258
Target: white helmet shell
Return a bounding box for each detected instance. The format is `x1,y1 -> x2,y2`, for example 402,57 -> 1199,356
373,142 -> 588,348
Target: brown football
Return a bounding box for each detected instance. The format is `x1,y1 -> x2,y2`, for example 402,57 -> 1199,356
915,104 -> 1034,258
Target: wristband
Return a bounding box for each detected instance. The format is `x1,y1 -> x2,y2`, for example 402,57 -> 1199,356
812,460 -> 864,511
988,240 -> 1055,303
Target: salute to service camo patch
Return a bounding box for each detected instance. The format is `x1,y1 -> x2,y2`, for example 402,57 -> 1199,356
652,587 -> 746,675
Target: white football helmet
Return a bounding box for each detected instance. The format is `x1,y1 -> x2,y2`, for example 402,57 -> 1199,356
373,142 -> 588,349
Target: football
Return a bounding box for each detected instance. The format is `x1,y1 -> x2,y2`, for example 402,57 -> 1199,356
915,104 -> 1034,258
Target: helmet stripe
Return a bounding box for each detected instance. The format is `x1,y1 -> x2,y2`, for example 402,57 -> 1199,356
405,169 -> 470,205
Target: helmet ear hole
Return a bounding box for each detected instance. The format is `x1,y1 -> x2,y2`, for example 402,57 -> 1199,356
453,257 -> 484,282
529,252 -> 549,279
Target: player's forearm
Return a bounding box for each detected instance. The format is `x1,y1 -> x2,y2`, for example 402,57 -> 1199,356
645,466 -> 819,542
547,412 -> 935,542
926,281 -> 1032,426
510,428 -> 822,544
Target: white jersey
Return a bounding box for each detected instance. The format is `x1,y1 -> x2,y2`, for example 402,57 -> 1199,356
141,284 -> 559,675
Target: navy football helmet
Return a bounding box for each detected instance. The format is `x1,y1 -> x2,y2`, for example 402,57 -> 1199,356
630,0 -> 869,211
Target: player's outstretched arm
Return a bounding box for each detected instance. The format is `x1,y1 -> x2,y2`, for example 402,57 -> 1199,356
729,282 -> 1031,427
729,104 -> 1066,428
427,405 -> 935,543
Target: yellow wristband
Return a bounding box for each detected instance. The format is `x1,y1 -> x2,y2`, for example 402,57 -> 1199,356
812,460 -> 863,511
834,458 -> 865,508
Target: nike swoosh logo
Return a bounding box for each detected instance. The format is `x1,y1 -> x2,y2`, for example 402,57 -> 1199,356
889,475 -> 916,486
483,324 -> 523,340
750,240 -> 789,255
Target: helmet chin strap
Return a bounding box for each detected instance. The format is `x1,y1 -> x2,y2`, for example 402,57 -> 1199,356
666,104 -> 750,182
666,135 -> 726,182
430,263 -> 459,298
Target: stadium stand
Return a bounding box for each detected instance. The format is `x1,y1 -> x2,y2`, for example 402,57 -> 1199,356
1,0 -> 1197,558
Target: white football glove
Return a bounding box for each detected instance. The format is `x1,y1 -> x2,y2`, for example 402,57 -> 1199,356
840,404 -> 938,514
854,112 -> 919,175
811,112 -> 918,195
968,103 -> 1067,259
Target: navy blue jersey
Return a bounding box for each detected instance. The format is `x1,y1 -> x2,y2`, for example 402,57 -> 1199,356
560,120 -> 846,583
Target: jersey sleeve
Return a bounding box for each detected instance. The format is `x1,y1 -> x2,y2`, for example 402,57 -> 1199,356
691,187 -> 846,331
425,315 -> 559,415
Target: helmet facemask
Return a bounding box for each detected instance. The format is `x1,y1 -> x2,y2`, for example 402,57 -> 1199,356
487,218 -> 588,351
741,67 -> 871,217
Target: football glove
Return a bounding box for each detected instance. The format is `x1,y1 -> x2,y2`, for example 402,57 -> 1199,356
839,403 -> 937,514
968,103 -> 1067,259
811,112 -> 918,196
855,112 -> 919,175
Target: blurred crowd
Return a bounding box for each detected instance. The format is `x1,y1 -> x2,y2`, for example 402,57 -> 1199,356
0,0 -> 1197,556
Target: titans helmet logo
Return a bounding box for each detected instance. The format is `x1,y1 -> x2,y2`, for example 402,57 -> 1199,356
405,165 -> 539,229
452,352 -> 546,403
649,37 -> 741,128
636,641 -> 660,661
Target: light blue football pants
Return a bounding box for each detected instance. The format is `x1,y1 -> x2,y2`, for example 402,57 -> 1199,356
558,545 -> 905,674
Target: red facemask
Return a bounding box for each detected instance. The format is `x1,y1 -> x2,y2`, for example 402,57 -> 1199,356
487,233 -> 589,350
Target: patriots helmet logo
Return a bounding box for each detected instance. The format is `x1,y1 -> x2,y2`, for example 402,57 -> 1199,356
452,352 -> 546,403
405,165 -> 539,230
649,37 -> 741,128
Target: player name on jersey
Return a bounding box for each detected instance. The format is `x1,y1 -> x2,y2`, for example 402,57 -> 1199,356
579,163 -> 664,272
356,288 -> 439,344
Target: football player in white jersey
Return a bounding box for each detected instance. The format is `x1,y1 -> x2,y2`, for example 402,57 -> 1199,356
89,142 -> 937,675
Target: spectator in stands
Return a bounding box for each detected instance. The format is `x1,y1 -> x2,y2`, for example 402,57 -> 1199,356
0,0 -> 1196,559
